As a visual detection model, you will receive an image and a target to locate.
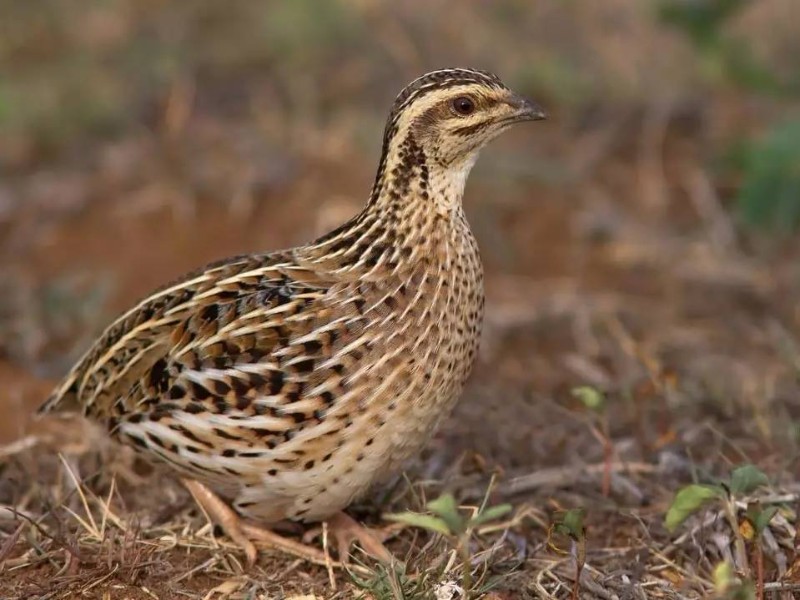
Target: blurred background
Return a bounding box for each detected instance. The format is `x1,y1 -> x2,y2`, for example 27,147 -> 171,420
1,0 -> 799,498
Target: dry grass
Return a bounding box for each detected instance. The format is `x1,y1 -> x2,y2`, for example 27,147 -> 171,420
0,419 -> 797,598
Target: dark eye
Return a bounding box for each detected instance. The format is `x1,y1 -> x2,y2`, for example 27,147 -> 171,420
452,96 -> 475,116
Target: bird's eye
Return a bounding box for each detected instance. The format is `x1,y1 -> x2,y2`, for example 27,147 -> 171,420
452,96 -> 475,116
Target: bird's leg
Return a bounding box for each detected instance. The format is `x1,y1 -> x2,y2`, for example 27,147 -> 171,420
182,479 -> 328,566
183,478 -> 257,565
305,511 -> 395,563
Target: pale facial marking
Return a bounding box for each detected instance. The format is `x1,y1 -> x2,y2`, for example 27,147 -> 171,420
377,84 -> 525,215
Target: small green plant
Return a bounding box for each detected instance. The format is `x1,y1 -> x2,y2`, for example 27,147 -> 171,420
349,560 -> 432,600
657,0 -> 782,93
385,493 -> 512,596
713,561 -> 756,600
735,119 -> 800,234
659,1 -> 800,236
571,386 -> 613,496
571,385 -> 604,411
548,508 -> 587,600
741,501 -> 779,600
665,464 -> 780,596
657,0 -> 746,50
664,464 -> 773,532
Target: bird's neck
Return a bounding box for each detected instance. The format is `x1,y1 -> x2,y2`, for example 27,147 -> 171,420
301,132 -> 477,275
368,132 -> 478,216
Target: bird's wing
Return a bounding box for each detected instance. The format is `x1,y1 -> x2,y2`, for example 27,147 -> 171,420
38,244 -> 424,484
38,251 -> 360,420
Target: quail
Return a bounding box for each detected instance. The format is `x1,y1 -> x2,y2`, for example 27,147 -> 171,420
39,68 -> 546,564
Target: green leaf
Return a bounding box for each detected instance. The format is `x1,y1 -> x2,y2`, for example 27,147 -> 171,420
555,508 -> 586,539
729,465 -> 769,496
384,511 -> 452,536
750,506 -> 778,535
571,386 -> 604,411
657,0 -> 747,49
735,582 -> 757,600
713,561 -> 736,594
737,119 -> 800,234
469,503 -> 513,528
665,484 -> 723,532
426,493 -> 464,534
427,493 -> 458,517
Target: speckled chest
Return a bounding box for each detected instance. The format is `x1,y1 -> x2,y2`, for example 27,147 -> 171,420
229,216 -> 485,523
378,215 -> 484,466
273,217 -> 484,521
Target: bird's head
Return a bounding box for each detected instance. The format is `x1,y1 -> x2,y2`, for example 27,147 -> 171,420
372,69 -> 545,211
383,68 -> 545,169
308,69 -> 545,265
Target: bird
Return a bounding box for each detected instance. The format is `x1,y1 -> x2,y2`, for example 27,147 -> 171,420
38,68 -> 546,565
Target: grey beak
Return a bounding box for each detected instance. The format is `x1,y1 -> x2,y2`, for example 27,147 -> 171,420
507,94 -> 547,121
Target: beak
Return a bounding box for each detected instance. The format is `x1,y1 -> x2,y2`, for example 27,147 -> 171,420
505,94 -> 547,122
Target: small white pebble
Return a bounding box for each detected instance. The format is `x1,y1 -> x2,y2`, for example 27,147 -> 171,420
434,581 -> 464,600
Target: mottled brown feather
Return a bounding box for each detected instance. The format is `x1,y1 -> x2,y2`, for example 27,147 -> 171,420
39,68 -> 542,523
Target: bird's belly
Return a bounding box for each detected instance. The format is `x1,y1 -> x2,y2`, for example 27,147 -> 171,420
230,293 -> 483,524
231,372 -> 466,523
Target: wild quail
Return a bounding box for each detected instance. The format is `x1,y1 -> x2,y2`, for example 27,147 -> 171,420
39,68 -> 546,564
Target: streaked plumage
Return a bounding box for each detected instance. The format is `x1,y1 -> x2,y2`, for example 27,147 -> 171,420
39,68 -> 544,545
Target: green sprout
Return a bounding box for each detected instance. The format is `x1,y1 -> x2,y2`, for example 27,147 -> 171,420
665,464 -> 781,593
385,493 -> 512,595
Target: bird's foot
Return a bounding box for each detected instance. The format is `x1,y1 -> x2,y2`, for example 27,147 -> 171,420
182,479 -> 327,566
304,511 -> 397,564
